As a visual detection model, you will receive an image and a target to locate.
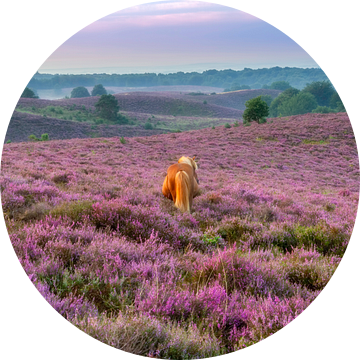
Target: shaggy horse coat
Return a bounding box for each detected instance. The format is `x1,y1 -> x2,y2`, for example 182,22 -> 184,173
162,156 -> 200,213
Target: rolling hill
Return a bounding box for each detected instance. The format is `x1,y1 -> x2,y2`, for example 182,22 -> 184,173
9,89 -> 284,143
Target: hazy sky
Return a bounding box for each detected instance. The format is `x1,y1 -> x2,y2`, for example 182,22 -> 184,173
39,0 -> 318,74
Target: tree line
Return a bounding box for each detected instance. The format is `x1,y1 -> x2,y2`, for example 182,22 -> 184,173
28,67 -> 329,90
243,80 -> 345,124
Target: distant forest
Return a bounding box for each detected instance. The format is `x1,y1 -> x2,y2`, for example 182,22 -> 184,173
29,67 -> 329,90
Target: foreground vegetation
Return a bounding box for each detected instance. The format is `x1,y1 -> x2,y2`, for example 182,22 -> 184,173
1,112 -> 357,357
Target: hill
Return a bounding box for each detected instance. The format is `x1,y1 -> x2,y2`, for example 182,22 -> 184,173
11,89 -> 281,143
5,111 -> 168,143
36,85 -> 225,100
1,112 -> 357,356
17,92 -> 244,118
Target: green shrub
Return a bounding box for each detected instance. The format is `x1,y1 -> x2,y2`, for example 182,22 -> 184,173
40,133 -> 49,141
120,137 -> 126,144
28,134 -> 39,142
144,122 -> 153,130
224,123 -> 231,129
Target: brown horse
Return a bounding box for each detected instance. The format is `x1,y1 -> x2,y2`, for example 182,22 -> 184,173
162,156 -> 200,213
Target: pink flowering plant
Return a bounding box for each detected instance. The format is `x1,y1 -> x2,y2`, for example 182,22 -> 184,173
1,111 -> 358,357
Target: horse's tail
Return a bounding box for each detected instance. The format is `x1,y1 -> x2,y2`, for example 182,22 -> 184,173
175,170 -> 191,213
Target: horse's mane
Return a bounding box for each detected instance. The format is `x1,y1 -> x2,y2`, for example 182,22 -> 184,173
178,156 -> 198,170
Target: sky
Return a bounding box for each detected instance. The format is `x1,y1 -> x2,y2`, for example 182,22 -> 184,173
38,0 -> 318,74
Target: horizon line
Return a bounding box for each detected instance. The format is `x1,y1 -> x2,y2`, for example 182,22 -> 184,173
36,65 -> 322,76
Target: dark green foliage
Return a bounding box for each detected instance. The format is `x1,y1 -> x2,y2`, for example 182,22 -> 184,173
270,81 -> 291,90
260,94 -> 273,107
224,123 -> 231,129
40,133 -> 49,141
233,121 -> 240,127
243,96 -> 269,124
269,87 -> 300,117
91,84 -> 107,96
312,106 -> 335,114
120,137 -> 126,144
203,100 -> 207,104
329,92 -> 346,112
6,140 -> 11,144
144,122 -> 153,130
302,81 -> 334,107
115,113 -> 129,125
28,67 -> 330,91
278,91 -> 318,116
94,94 -> 120,122
21,87 -> 38,98
70,86 -> 90,98
28,134 -> 39,142
28,133 -> 51,142
189,75 -> 203,85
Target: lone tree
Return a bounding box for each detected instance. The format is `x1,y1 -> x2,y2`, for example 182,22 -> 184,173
91,84 -> 107,96
21,87 -> 38,98
70,86 -> 90,98
95,94 -> 119,122
243,96 -> 269,124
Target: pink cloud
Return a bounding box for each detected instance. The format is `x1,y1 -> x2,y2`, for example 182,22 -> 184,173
81,2 -> 258,33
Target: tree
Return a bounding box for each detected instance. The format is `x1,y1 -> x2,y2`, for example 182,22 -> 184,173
95,94 -> 119,122
91,84 -> 107,96
144,122 -> 153,130
243,96 -> 269,124
278,91 -> 318,116
21,87 -> 38,98
302,81 -> 334,107
329,91 -> 346,112
189,75 -> 203,85
260,95 -> 273,107
270,81 -> 291,91
269,87 -> 300,117
312,106 -> 335,114
70,86 -> 90,98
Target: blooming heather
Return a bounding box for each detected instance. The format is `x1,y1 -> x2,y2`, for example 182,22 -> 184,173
1,112 -> 358,358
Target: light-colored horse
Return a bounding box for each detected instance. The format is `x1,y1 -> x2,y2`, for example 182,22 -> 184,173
162,156 -> 200,213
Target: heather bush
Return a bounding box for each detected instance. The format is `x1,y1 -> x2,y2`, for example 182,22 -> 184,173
72,312 -> 221,358
50,200 -> 94,223
1,111 -> 357,356
35,280 -> 98,320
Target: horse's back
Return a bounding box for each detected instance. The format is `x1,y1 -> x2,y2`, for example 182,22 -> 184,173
167,163 -> 193,178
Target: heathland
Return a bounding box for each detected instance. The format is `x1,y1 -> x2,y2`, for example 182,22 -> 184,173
1,111 -> 358,357
7,88 -> 280,143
